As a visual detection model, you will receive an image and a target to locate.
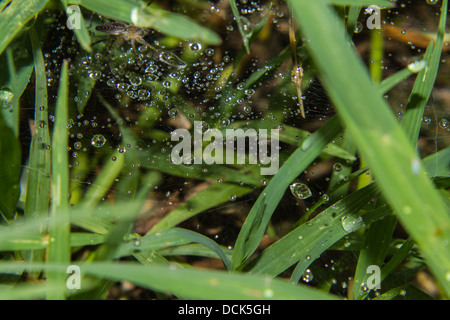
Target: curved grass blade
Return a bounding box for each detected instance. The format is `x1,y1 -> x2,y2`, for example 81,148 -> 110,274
0,262 -> 339,300
230,116 -> 342,270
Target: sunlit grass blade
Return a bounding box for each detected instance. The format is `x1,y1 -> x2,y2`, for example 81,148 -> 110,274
47,60 -> 71,300
0,0 -> 50,55
230,116 -> 342,270
0,262 -> 339,300
289,0 -> 450,296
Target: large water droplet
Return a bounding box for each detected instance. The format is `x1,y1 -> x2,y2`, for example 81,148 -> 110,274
290,182 -> 312,200
341,215 -> 365,233
91,134 -> 106,148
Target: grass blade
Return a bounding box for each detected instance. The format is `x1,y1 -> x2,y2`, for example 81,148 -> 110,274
289,0 -> 450,296
230,116 -> 342,270
47,60 -> 71,300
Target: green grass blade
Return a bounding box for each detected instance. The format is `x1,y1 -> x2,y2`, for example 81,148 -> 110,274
289,0 -> 450,296
1,40 -> 34,136
0,109 -> 21,220
0,0 -> 50,55
0,262 -> 339,300
423,145 -> 450,178
47,60 -> 71,300
150,182 -> 252,233
230,116 -> 342,270
229,0 -> 251,54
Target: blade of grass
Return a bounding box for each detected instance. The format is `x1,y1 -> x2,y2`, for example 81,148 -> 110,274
0,0 -> 50,55
289,0 -> 450,296
230,115 -> 342,270
229,0 -> 251,54
47,60 -> 71,300
116,228 -> 231,270
60,0 -> 92,52
24,26 -> 51,270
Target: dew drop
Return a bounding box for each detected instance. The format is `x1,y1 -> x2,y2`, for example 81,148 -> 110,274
0,87 -> 14,109
289,182 -> 312,200
302,269 -> 314,283
91,134 -> 106,148
341,215 -> 365,233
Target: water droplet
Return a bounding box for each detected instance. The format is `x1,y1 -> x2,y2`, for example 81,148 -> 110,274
0,88 -> 14,109
290,182 -> 312,200
229,195 -> 237,201
399,289 -> 407,296
341,215 -> 365,233
426,0 -> 439,5
91,134 -> 106,148
74,141 -> 82,150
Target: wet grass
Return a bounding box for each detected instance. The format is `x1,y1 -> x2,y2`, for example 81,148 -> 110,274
0,0 -> 449,300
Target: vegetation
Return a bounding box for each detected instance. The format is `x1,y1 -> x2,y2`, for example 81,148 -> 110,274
0,0 -> 448,300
